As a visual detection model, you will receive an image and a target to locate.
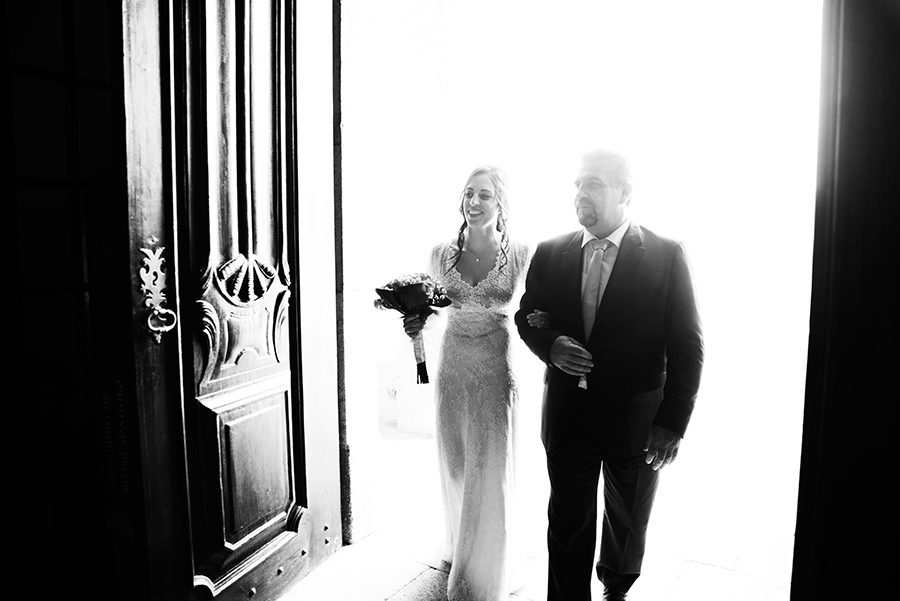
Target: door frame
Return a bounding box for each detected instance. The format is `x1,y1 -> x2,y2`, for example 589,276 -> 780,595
791,0 -> 900,598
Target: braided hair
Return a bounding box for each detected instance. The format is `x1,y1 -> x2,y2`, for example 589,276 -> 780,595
445,165 -> 511,275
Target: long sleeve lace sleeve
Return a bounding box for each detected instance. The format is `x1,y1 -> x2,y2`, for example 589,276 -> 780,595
430,243 -> 444,280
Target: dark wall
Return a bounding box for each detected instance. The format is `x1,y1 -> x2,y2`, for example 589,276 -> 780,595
792,1 -> 900,599
6,1 -> 144,598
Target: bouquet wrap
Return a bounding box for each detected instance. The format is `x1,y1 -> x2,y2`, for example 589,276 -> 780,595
374,273 -> 452,384
412,333 -> 427,381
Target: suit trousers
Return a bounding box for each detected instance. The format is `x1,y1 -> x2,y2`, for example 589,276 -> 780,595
546,443 -> 660,600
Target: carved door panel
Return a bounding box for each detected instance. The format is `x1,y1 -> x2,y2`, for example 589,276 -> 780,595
125,0 -> 339,597
123,0 -> 340,598
178,1 -> 322,599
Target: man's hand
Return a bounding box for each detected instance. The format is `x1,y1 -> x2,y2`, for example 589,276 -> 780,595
549,336 -> 593,376
643,424 -> 681,471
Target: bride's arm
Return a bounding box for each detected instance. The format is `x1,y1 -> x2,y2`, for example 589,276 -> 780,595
514,241 -> 563,364
510,240 -> 551,328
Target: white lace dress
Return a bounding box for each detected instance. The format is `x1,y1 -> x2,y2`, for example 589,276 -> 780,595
429,240 -> 530,601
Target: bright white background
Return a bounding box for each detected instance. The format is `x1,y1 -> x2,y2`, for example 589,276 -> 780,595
340,1 -> 822,597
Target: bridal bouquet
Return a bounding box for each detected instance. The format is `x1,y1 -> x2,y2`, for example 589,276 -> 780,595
374,273 -> 452,384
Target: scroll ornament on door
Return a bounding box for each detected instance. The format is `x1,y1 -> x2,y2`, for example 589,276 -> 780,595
139,246 -> 178,343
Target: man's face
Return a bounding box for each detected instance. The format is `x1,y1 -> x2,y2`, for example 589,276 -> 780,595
574,159 -> 628,233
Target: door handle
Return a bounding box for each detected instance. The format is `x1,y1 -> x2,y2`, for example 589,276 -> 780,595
139,245 -> 178,343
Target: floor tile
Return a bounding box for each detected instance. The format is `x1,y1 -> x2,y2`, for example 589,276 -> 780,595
387,568 -> 448,601
280,536 -> 427,601
667,561 -> 790,601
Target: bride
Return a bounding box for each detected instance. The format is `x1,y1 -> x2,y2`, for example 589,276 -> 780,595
402,165 -> 531,601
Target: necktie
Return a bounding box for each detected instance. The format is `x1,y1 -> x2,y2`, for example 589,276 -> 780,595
582,238 -> 612,338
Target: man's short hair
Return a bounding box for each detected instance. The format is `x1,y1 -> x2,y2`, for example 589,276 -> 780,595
581,149 -> 632,188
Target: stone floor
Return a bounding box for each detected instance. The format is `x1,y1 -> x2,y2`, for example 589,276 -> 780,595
281,408 -> 795,601
281,528 -> 791,601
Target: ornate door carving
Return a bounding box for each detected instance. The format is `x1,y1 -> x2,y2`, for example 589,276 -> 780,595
124,0 -> 339,597
175,0 -> 319,598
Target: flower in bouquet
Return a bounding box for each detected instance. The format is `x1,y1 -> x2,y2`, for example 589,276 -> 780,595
374,273 -> 452,383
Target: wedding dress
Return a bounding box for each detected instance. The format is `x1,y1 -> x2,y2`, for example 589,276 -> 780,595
429,240 -> 530,601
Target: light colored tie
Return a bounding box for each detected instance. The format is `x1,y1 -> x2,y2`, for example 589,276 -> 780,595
582,238 -> 612,338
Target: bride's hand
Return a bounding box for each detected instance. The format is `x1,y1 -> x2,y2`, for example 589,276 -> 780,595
527,309 -> 551,328
403,314 -> 427,338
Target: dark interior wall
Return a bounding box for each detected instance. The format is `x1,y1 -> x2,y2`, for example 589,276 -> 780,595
7,1 -> 143,598
792,1 -> 900,599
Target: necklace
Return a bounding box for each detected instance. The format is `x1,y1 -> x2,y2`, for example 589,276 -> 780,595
463,244 -> 498,264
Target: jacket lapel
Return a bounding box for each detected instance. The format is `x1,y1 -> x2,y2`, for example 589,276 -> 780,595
554,231 -> 586,340
590,223 -> 645,343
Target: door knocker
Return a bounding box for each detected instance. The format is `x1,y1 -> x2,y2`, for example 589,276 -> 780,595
139,246 -> 178,342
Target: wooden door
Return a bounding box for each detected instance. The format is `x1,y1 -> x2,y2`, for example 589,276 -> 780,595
123,1 -> 341,599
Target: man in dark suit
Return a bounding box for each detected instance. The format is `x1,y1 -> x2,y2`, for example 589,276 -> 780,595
515,149 -> 703,601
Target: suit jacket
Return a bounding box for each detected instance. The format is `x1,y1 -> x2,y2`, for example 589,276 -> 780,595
514,223 -> 703,456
